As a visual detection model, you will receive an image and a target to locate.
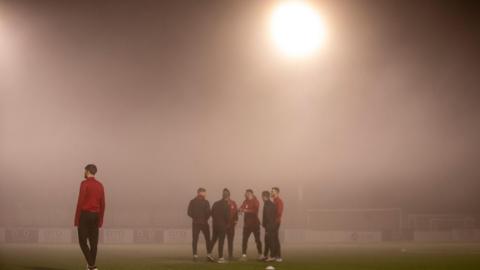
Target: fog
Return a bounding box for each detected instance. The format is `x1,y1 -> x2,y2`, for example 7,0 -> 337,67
0,0 -> 479,229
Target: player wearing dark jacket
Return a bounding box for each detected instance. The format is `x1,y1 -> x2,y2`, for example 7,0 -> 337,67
210,189 -> 230,263
224,189 -> 238,260
271,187 -> 284,262
188,188 -> 214,261
261,191 -> 276,259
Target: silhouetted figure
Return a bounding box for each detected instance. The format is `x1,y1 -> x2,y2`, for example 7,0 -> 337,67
210,189 -> 231,263
188,187 -> 214,261
75,164 -> 105,270
224,188 -> 238,260
239,189 -> 262,260
261,190 -> 276,260
271,187 -> 284,262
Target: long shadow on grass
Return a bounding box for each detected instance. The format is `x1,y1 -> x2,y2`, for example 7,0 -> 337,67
22,266 -> 67,270
143,257 -> 201,265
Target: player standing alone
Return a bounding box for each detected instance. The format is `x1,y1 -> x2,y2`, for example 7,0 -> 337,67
271,187 -> 284,262
239,189 -> 263,261
187,188 -> 215,262
74,164 -> 105,270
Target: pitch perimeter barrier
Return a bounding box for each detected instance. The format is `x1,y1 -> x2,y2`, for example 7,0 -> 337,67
414,229 -> 480,242
163,229 -> 192,244
134,228 -> 164,243
2,228 -> 480,244
0,228 -> 5,243
305,230 -> 382,243
5,228 -> 39,243
38,228 -> 73,244
103,229 -> 135,244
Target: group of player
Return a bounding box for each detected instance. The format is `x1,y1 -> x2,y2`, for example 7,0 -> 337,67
187,187 -> 284,263
74,164 -> 283,270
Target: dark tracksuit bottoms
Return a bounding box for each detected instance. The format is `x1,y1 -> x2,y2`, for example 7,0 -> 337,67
271,223 -> 281,258
242,226 -> 262,255
211,226 -> 226,258
192,223 -> 212,255
226,226 -> 235,258
262,200 -> 276,258
188,196 -> 212,255
78,211 -> 99,267
210,199 -> 230,258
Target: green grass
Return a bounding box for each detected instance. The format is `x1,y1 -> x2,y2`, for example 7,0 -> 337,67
1,243 -> 480,270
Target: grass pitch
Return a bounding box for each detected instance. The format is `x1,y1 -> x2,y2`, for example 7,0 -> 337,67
1,243 -> 480,270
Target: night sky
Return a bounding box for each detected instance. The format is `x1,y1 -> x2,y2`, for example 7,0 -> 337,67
0,0 -> 479,227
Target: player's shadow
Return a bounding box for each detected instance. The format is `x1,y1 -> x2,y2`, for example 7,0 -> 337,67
144,256 -> 196,262
22,267 -> 67,270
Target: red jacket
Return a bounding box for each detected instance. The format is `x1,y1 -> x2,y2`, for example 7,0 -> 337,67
74,177 -> 105,227
273,196 -> 283,224
227,199 -> 238,228
240,196 -> 260,228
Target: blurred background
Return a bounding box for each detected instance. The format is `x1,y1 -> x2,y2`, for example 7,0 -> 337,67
0,0 -> 479,238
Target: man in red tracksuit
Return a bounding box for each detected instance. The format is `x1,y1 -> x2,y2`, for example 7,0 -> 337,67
74,164 -> 105,270
224,188 -> 238,260
239,189 -> 262,261
271,187 -> 284,262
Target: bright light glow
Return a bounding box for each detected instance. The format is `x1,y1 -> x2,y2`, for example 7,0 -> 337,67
270,1 -> 326,57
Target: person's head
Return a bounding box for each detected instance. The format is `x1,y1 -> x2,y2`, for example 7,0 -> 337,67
271,187 -> 280,198
197,187 -> 206,197
222,188 -> 230,200
84,164 -> 97,179
245,189 -> 254,200
261,191 -> 271,202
